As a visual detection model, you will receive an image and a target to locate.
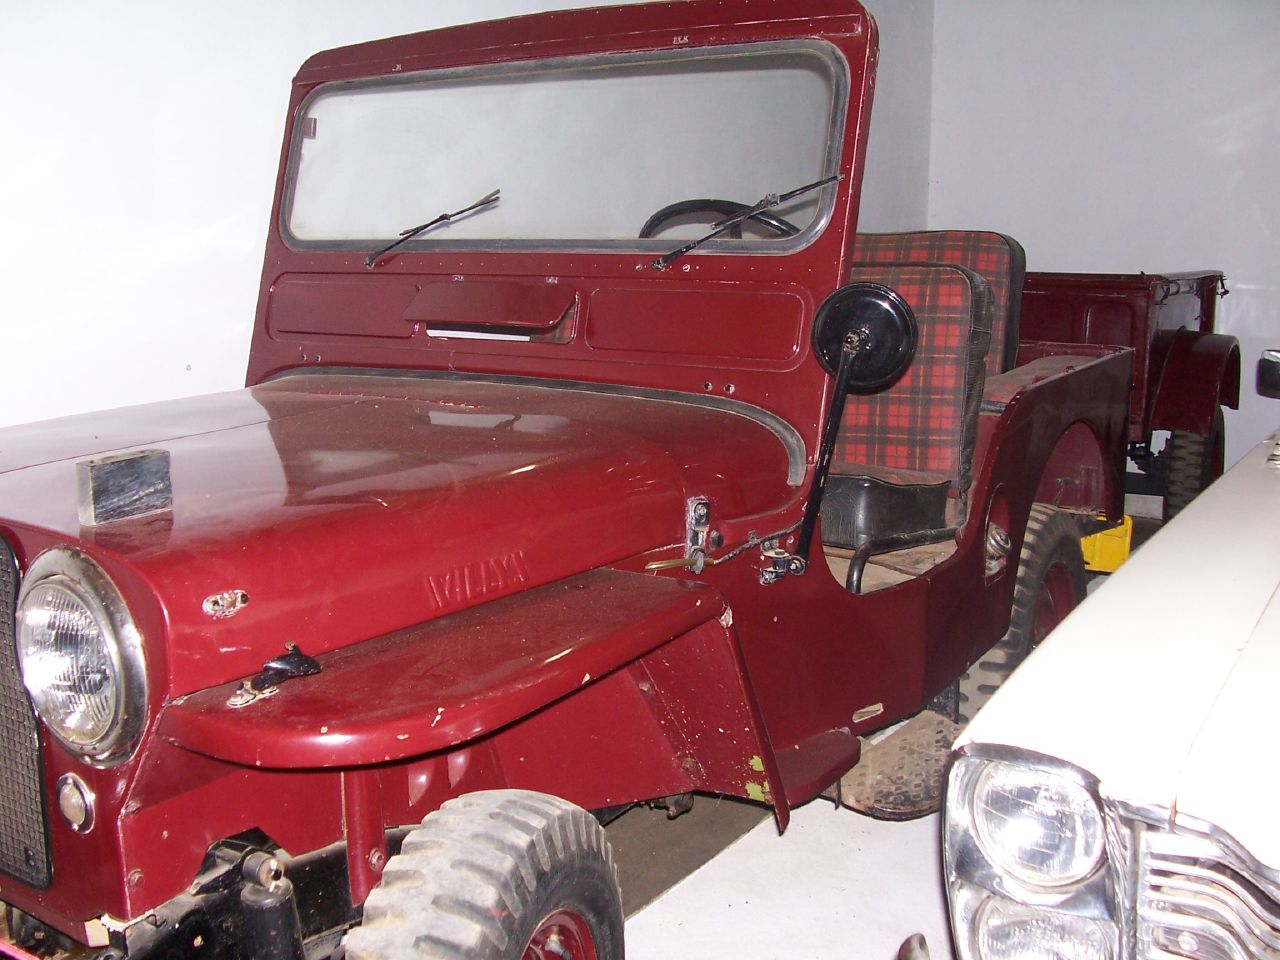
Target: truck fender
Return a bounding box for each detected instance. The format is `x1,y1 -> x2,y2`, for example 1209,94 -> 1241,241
159,567 -> 790,822
1149,330 -> 1241,435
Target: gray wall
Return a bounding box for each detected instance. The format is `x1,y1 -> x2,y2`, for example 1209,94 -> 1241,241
858,0 -> 935,231
927,0 -> 1280,461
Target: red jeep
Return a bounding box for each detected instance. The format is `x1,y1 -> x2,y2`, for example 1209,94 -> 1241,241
1021,271 -> 1239,519
0,2 -> 1222,958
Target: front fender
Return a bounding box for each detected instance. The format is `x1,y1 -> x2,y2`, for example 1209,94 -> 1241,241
158,566 -> 788,820
105,568 -> 786,922
1149,330 -> 1241,435
161,569 -> 721,765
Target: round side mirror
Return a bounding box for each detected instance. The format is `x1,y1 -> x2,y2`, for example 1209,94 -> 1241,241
812,282 -> 917,393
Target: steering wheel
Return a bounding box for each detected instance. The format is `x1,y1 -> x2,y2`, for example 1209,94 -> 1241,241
639,198 -> 801,239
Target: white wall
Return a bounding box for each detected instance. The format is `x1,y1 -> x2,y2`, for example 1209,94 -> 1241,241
0,1 -> 641,430
928,0 -> 1280,463
858,0 -> 935,231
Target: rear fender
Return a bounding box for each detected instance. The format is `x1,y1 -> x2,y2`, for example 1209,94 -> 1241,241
1033,420 -> 1116,516
956,345 -> 1128,671
980,345 -> 1130,522
1149,330 -> 1241,435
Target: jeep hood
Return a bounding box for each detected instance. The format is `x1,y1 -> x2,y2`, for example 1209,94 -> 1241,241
959,431 -> 1280,869
0,373 -> 797,695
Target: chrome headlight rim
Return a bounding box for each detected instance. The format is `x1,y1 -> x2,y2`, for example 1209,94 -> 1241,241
16,547 -> 147,766
945,746 -> 1119,960
969,890 -> 1117,960
970,758 -> 1106,891
946,746 -> 1113,914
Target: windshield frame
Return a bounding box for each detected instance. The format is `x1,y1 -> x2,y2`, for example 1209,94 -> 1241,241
279,39 -> 849,258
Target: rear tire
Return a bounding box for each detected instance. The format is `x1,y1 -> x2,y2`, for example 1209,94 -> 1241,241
1163,406 -> 1225,521
345,790 -> 623,960
956,505 -> 1086,725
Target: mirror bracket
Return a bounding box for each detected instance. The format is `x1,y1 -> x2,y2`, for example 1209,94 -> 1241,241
779,283 -> 917,579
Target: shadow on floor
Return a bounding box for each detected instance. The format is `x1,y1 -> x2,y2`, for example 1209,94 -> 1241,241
607,795 -> 771,916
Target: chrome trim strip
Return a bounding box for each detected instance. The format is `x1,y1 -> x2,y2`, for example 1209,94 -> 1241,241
265,366 -> 808,487
1125,810 -> 1280,960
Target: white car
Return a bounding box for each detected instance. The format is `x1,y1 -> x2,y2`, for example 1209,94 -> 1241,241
944,409 -> 1280,960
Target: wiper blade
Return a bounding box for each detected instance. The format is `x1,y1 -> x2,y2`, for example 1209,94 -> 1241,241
650,174 -> 842,271
364,188 -> 501,269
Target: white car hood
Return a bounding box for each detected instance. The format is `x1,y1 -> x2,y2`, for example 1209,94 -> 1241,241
958,431 -> 1280,868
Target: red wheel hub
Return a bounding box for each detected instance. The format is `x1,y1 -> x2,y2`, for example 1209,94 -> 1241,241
524,909 -> 598,960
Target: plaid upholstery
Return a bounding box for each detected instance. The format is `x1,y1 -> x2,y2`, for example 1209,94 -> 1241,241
832,264 -> 993,509
852,230 -> 1025,374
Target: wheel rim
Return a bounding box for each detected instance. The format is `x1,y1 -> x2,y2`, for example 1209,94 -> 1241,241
524,909 -> 598,960
1031,561 -> 1077,648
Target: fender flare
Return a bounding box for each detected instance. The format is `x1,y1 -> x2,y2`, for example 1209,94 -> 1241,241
1149,330 -> 1240,435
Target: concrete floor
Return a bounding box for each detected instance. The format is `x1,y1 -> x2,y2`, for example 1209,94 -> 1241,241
622,801 -> 952,960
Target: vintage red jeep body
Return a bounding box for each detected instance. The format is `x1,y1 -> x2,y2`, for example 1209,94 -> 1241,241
1020,271 -> 1240,518
0,2 -> 1134,957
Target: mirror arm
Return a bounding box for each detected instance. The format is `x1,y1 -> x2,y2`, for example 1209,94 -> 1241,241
789,335 -> 864,574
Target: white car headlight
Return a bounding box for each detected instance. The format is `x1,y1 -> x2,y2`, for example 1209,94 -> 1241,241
971,761 -> 1105,890
974,897 -> 1114,960
946,751 -> 1117,960
16,548 -> 147,764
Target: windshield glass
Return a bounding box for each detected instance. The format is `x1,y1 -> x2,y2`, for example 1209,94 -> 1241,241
285,42 -> 844,251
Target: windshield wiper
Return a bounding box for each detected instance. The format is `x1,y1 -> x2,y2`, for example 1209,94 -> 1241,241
650,174 -> 842,271
364,189 -> 501,269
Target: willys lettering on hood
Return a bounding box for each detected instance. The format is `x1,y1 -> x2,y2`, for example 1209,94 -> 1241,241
0,374 -> 794,696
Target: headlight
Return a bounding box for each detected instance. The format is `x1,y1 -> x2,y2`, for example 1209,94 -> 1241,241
946,751 -> 1117,960
971,761 -> 1105,890
974,897 -> 1114,960
16,548 -> 147,764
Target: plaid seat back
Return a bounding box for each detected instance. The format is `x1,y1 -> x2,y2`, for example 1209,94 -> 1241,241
833,265 -> 993,507
852,230 -> 1025,375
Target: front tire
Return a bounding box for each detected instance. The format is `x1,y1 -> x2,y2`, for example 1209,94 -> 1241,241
1163,406 -> 1225,521
956,504 -> 1086,724
345,790 -> 623,960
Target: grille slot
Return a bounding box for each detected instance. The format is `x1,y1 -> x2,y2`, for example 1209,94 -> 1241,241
0,540 -> 50,888
1138,829 -> 1280,960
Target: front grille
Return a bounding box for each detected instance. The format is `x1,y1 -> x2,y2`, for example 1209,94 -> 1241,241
0,540 -> 50,888
1137,826 -> 1280,960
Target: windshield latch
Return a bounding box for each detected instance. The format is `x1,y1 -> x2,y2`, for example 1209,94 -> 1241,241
643,497 -> 723,574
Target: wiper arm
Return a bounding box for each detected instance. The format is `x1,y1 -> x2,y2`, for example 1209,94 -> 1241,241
650,174 -> 842,271
364,188 -> 501,269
